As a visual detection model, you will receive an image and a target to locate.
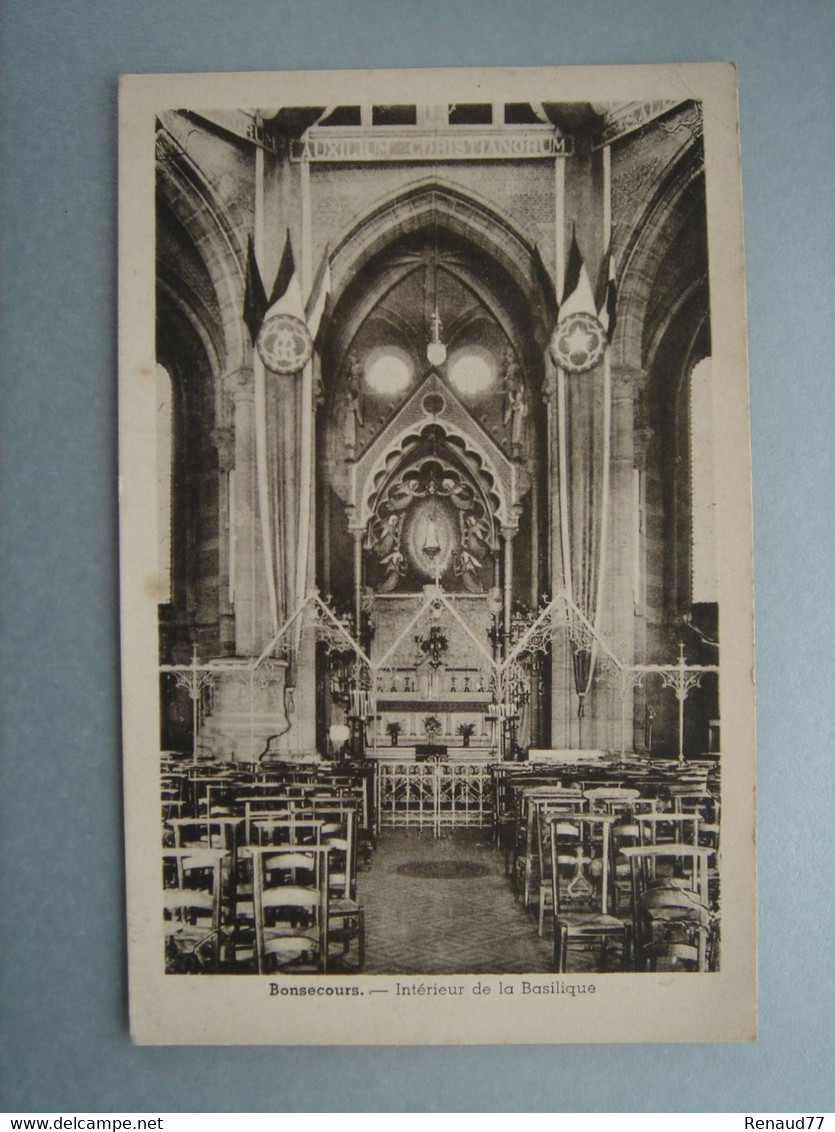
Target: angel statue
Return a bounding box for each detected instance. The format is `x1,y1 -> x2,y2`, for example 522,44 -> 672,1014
370,512 -> 406,593
343,353 -> 364,456
454,511 -> 491,593
502,348 -> 527,457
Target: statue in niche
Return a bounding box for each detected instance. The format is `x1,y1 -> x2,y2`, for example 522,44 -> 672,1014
387,476 -> 423,511
440,474 -> 475,511
502,348 -> 521,397
502,348 -> 527,457
369,512 -> 406,592
343,353 -> 364,457
454,511 -> 491,593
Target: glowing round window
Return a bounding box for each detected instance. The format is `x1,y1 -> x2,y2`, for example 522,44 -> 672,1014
364,347 -> 413,395
448,347 -> 497,395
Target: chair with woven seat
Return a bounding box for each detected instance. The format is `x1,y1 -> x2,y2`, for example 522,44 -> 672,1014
317,805 -> 365,968
535,800 -> 587,936
620,843 -> 717,971
515,786 -> 585,910
548,813 -> 631,972
163,846 -> 228,972
634,809 -> 701,849
249,844 -> 330,974
583,786 -> 642,816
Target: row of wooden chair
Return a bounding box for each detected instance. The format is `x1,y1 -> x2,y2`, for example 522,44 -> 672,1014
495,769 -> 720,973
163,835 -> 365,974
162,770 -> 370,974
161,761 -> 377,859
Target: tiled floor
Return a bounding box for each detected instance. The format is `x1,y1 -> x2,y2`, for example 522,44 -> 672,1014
357,828 -> 553,974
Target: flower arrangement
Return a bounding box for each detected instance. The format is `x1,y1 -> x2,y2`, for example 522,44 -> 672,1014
385,720 -> 402,746
456,722 -> 476,747
422,715 -> 443,742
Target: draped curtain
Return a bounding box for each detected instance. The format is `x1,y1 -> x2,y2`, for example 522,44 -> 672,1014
556,358 -> 612,714
254,363 -> 308,683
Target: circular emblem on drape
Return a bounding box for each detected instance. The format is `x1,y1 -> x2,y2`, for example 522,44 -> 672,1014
256,313 -> 313,375
549,311 -> 607,374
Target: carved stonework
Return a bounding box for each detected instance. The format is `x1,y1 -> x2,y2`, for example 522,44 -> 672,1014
223,366 -> 254,404
198,657 -> 289,763
596,100 -> 688,147
210,427 -> 235,471
612,365 -> 646,402
501,348 -> 528,458
633,426 -> 654,470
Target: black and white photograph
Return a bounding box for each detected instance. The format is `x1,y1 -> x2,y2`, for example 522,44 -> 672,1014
119,64 -> 756,1044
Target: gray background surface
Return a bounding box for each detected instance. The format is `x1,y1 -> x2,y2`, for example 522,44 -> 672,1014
1,0 -> 832,1113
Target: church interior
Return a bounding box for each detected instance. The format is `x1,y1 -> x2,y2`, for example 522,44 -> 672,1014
155,98 -> 721,976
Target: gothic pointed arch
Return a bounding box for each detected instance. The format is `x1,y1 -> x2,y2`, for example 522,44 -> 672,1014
614,134 -> 706,374
155,126 -> 249,377
329,178 -> 542,305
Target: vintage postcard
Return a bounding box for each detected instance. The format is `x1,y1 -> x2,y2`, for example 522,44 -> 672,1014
119,63 -> 756,1044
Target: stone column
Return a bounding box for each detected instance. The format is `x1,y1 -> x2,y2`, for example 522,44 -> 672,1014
211,425 -> 235,654
501,526 -> 516,656
351,527 -> 365,642
596,364 -> 645,752
196,368 -> 290,762
631,420 -> 653,750
224,366 -> 268,657
543,360 -> 574,748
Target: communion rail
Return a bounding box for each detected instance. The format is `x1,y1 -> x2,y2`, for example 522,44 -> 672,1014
376,759 -> 496,837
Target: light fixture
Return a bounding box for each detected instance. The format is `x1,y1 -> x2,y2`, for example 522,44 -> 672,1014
426,200 -> 447,366
426,307 -> 447,366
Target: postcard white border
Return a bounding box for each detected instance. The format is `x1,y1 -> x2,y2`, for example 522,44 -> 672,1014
119,62 -> 756,1045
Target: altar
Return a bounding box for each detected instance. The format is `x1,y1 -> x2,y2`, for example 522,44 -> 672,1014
368,744 -> 496,762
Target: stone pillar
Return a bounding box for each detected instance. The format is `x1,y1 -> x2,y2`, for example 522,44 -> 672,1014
211,425 -> 235,654
224,367 -> 258,656
351,528 -> 364,640
543,360 -> 575,748
501,526 -> 516,656
200,657 -> 290,764
631,420 -> 653,750
595,364 -> 645,752
196,369 -> 291,762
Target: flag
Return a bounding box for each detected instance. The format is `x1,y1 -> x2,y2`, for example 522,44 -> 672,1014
532,243 -> 559,324
557,227 -> 597,321
596,241 -> 618,342
313,290 -> 332,357
265,229 -> 304,321
256,231 -> 312,375
245,231 -> 331,373
242,234 -> 268,344
549,228 -> 610,373
304,245 -> 332,342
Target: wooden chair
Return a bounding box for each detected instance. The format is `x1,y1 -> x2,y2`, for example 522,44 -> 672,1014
534,799 -> 588,936
515,786 -> 585,909
583,787 -> 642,815
548,814 -> 631,972
249,844 -> 330,974
635,810 -> 701,848
318,806 -> 365,968
165,815 -> 242,851
620,843 -> 716,971
163,847 -> 228,972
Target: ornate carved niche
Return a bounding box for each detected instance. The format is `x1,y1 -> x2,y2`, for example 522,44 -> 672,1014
352,371 -> 525,532
365,455 -> 496,594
